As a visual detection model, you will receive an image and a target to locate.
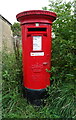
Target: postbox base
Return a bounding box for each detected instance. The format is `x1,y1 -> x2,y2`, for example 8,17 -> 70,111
23,87 -> 48,106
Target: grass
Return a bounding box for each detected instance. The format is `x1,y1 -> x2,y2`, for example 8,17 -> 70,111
2,52 -> 76,119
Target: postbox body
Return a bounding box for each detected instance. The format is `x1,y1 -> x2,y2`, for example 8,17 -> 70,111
16,10 -> 57,90
21,24 -> 51,90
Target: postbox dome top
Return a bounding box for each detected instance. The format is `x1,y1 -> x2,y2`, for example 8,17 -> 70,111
16,10 -> 57,24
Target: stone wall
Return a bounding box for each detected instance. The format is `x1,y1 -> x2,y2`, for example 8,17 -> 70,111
0,15 -> 14,53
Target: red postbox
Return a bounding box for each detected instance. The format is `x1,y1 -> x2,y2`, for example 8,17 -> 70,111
16,10 -> 57,105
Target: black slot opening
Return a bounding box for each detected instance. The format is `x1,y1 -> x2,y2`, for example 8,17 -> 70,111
28,28 -> 46,32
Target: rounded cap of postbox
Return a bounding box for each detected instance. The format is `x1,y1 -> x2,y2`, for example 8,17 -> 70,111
16,10 -> 57,25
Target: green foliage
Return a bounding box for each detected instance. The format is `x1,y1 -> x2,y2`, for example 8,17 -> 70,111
11,22 -> 21,37
43,0 -> 76,118
2,52 -> 22,117
46,81 -> 76,118
50,0 -> 76,84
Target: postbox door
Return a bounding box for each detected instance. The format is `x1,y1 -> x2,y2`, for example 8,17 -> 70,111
23,27 -> 51,89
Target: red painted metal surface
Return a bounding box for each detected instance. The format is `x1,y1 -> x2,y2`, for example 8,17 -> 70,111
16,10 -> 57,90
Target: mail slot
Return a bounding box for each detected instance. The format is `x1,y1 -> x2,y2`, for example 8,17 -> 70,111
28,28 -> 47,31
16,10 -> 57,105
